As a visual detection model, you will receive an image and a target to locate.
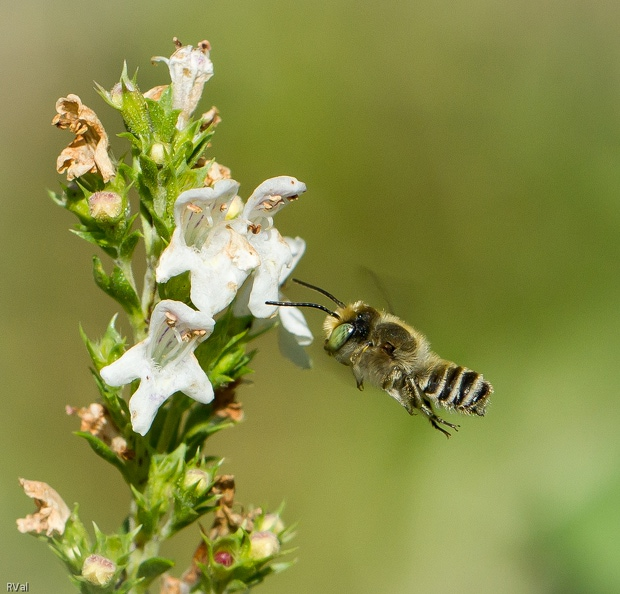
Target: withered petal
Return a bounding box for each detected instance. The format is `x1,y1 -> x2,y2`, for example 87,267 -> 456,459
53,94 -> 115,182
16,479 -> 70,537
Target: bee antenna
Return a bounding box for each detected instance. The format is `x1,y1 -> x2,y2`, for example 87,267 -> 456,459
266,300 -> 341,320
291,278 -> 346,308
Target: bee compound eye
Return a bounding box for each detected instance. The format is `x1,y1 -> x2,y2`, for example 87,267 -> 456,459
325,323 -> 354,352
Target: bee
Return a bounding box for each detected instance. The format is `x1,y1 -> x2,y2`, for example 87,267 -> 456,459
267,279 -> 492,437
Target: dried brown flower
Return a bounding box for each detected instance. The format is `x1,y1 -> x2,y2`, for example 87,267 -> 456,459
52,94 -> 115,182
16,479 -> 71,537
208,475 -> 261,539
211,382 -> 244,423
199,106 -> 221,131
66,403 -> 132,460
204,161 -> 232,188
160,574 -> 190,594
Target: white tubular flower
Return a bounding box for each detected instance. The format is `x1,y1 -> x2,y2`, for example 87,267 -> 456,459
156,179 -> 260,317
157,176 -> 307,320
278,237 -> 313,342
277,237 -> 313,368
238,176 -> 308,318
100,300 -> 215,436
152,38 -> 214,129
233,236 -> 313,368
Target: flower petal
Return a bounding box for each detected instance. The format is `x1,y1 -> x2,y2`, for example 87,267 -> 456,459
243,176 -> 307,223
100,341 -> 149,386
153,39 -> 214,129
155,231 -> 203,283
279,305 -> 313,346
247,229 -> 292,318
52,94 -> 115,182
278,323 -> 312,369
100,300 -> 215,435
17,479 -> 71,537
189,226 -> 260,316
280,236 -> 306,284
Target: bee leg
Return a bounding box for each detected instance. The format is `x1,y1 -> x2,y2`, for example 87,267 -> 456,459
386,369 -> 418,415
406,378 -> 459,437
351,343 -> 372,391
420,398 -> 460,438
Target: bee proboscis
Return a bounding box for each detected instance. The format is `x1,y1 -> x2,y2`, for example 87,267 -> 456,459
267,279 -> 493,437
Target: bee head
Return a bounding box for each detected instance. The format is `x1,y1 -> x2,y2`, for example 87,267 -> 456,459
266,280 -> 379,355
323,302 -> 377,354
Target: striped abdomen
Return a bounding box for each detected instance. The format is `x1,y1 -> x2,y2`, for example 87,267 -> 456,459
417,362 -> 492,416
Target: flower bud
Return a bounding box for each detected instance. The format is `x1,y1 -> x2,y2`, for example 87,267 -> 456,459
259,513 -> 285,534
150,142 -> 166,165
108,83 -> 124,108
183,468 -> 211,496
82,554 -> 116,586
249,531 -> 280,560
88,192 -> 123,222
213,550 -> 233,567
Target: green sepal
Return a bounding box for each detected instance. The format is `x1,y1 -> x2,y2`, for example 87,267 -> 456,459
136,168 -> 172,241
92,522 -> 139,567
187,125 -> 215,168
116,63 -> 152,139
167,494 -> 219,535
224,580 -> 253,593
40,505 -> 92,577
92,256 -> 141,317
130,444 -> 188,541
48,185 -> 91,224
80,315 -> 126,370
146,89 -> 180,142
129,484 -> 162,542
196,527 -> 296,592
137,154 -> 160,201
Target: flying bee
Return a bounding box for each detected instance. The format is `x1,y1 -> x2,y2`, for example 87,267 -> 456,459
267,279 -> 493,437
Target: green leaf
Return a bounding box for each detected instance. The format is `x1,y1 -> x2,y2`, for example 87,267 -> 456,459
71,228 -> 118,258
137,557 -> 175,582
119,230 -> 141,260
74,431 -> 129,478
92,256 -> 141,316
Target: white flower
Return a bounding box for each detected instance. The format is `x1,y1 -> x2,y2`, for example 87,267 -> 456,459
235,177 -> 308,318
234,236 -> 313,368
156,179 -> 260,317
156,176 -> 307,319
276,236 -> 313,348
152,38 -> 214,129
100,300 -> 214,435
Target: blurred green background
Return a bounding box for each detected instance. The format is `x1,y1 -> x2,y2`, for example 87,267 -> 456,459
2,0 -> 620,592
